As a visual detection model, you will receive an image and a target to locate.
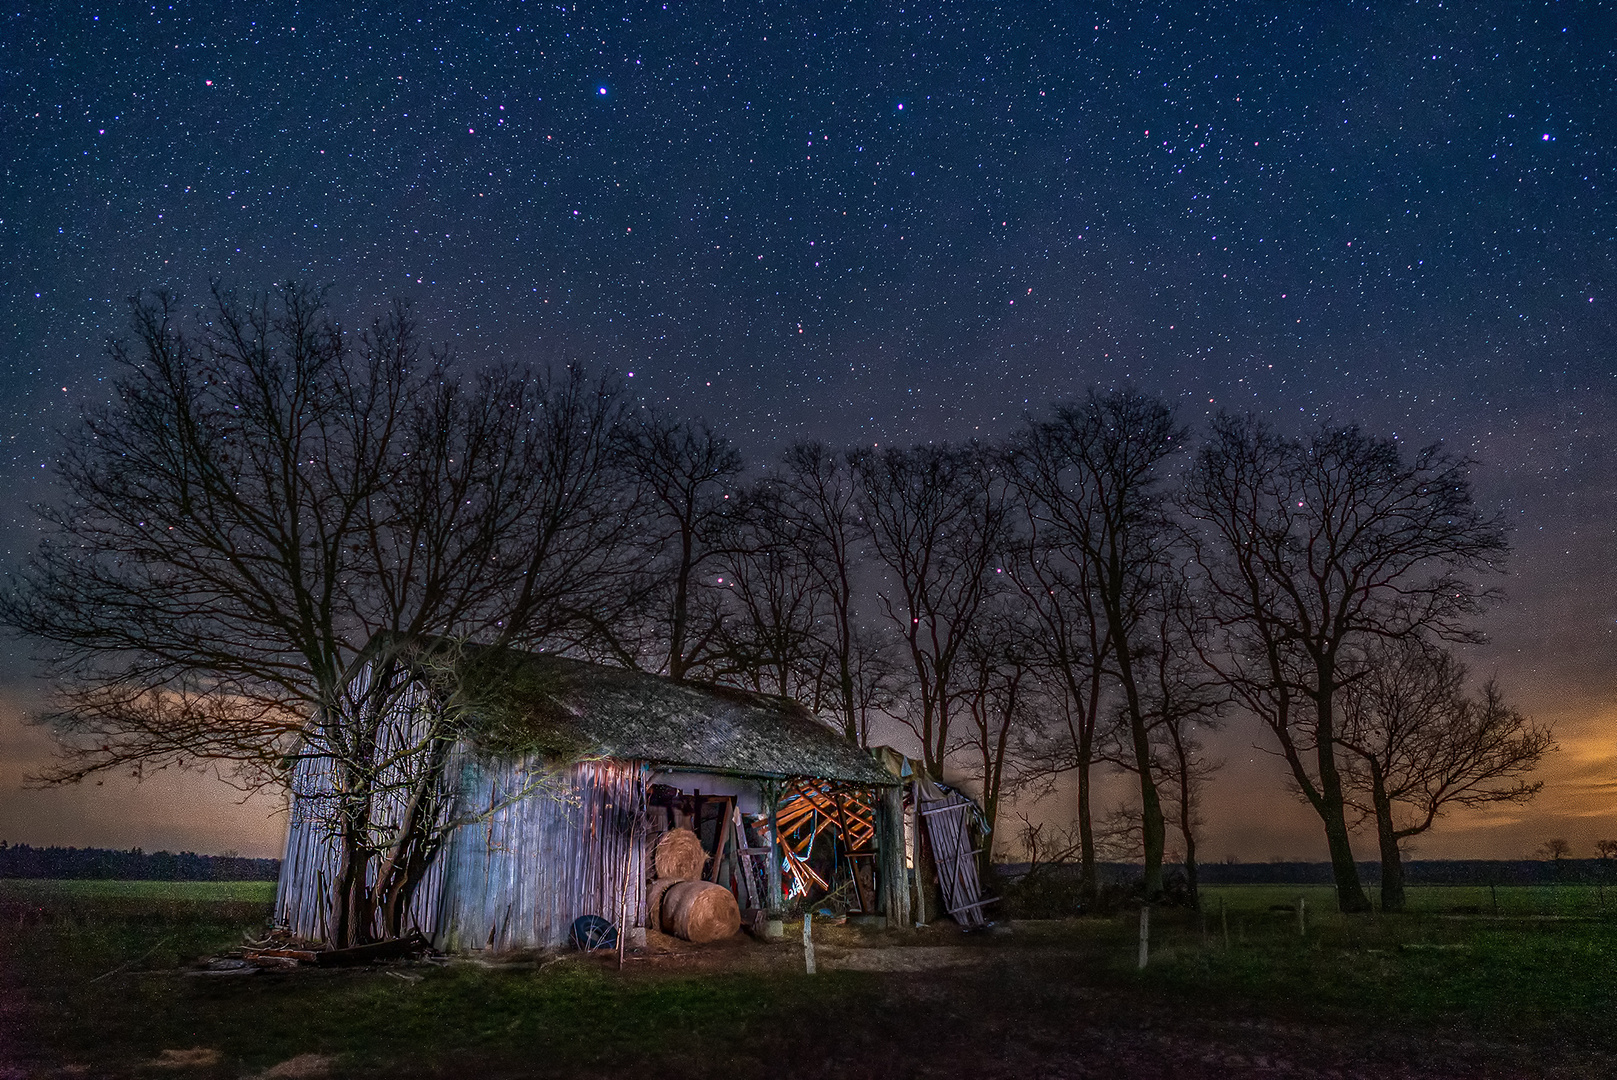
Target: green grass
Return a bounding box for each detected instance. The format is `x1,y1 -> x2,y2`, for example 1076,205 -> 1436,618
0,878 -> 276,903
4,879 -> 1615,1077
1,879 -> 888,1077
1200,882 -> 1617,920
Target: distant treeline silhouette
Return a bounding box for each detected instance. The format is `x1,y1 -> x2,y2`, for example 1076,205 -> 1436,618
1002,859 -> 1617,887
0,842 -> 279,881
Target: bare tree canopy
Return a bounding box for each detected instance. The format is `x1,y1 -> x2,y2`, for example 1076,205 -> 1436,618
955,598 -> 1039,872
1182,416 -> 1509,913
1,284 -> 636,943
711,479 -> 827,700
852,444 -> 1009,777
620,412 -> 744,681
716,444 -> 896,743
1340,639 -> 1553,912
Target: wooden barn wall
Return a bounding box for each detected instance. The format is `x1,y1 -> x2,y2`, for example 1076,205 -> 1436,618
435,757 -> 649,952
274,669 -> 446,942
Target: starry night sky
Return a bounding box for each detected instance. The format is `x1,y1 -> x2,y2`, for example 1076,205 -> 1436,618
3,1 -> 1614,859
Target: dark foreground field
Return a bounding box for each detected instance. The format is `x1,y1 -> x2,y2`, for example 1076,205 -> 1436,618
3,881 -> 1615,1079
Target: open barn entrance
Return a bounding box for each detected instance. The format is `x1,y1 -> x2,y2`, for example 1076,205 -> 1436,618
644,776 -> 884,922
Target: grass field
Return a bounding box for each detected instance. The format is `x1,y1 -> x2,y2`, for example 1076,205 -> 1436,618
3,879 -> 1614,1079
0,878 -> 276,903
1200,882 -> 1617,920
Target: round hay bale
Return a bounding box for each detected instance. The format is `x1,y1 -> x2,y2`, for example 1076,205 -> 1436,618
645,878 -> 679,931
653,828 -> 707,882
661,880 -> 741,943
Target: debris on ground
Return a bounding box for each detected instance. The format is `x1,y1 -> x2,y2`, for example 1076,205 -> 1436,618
146,1048 -> 222,1068
254,1053 -> 335,1079
186,928 -> 441,975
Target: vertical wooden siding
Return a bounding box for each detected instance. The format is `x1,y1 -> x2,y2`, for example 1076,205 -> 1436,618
435,756 -> 649,952
275,663 -> 650,951
273,668 -> 447,942
278,750 -> 650,951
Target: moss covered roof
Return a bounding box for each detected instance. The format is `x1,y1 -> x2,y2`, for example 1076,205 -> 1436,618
446,648 -> 896,787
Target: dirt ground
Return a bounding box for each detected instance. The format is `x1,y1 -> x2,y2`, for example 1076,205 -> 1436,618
507,922 -> 1613,1080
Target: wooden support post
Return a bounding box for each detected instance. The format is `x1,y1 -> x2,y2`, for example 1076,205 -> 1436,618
764,780 -> 784,915
708,797 -> 735,883
911,778 -> 927,927
1297,895 -> 1307,938
877,783 -> 909,929
1137,905 -> 1151,970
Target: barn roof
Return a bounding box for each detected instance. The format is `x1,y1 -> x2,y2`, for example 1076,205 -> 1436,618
442,648 -> 897,787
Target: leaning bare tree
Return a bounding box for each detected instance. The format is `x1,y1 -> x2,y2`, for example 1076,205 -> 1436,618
1010,389 -> 1186,902
1,284 -> 636,945
1182,416 -> 1508,913
1339,639 -> 1553,912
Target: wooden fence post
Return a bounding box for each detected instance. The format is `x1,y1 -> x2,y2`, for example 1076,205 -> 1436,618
1137,905 -> 1151,970
803,911 -> 816,975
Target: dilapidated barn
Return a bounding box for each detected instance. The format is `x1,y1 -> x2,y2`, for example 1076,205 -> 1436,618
275,649 -> 919,951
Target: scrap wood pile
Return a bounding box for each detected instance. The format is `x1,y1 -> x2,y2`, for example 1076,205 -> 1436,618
773,781 -> 878,913
189,928 -> 440,975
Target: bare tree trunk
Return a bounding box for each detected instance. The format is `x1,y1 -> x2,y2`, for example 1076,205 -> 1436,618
1178,766 -> 1201,910
668,523 -> 696,681
836,591 -> 859,742
1076,756 -> 1098,906
333,833 -> 374,948
1370,762 -> 1406,914
1111,629 -> 1165,902
1316,677 -> 1372,913
1076,667 -> 1102,906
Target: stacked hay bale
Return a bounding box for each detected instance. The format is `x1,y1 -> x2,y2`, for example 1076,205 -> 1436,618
647,828 -> 740,943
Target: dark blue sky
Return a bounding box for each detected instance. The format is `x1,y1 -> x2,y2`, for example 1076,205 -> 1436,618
2,1 -> 1613,856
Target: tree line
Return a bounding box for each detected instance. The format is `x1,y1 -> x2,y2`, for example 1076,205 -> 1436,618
0,842 -> 279,881
0,284 -> 1554,941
